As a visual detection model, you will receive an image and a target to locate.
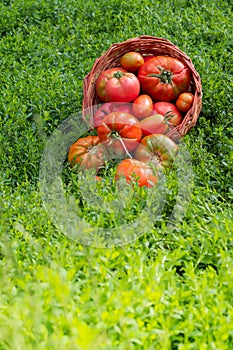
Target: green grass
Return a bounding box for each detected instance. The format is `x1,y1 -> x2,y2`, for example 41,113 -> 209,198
1,0 -> 233,348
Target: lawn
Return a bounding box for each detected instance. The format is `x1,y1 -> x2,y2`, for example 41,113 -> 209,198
0,0 -> 233,349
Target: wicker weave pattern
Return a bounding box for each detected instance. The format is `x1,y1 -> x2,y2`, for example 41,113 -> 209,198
82,36 -> 202,137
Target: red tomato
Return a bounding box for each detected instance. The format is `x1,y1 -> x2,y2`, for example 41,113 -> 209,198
176,92 -> 194,112
120,51 -> 144,73
96,68 -> 140,103
93,102 -> 132,127
140,114 -> 168,136
143,55 -> 155,63
97,111 -> 142,156
153,101 -> 183,126
68,136 -> 107,171
115,103 -> 132,114
132,94 -> 153,119
138,56 -> 191,101
115,158 -> 158,188
134,134 -> 178,168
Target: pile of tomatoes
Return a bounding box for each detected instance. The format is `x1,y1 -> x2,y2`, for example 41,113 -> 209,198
68,51 -> 194,188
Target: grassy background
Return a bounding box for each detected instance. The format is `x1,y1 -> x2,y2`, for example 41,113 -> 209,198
1,0 -> 233,348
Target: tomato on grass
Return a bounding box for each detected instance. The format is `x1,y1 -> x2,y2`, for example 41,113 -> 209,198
138,56 -> 191,101
97,111 -> 142,157
68,135 -> 107,171
115,158 -> 158,188
96,68 -> 140,103
134,134 -> 178,168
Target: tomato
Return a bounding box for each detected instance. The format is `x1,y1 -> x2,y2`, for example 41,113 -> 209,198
132,94 -> 153,119
115,103 -> 132,114
138,56 -> 191,101
140,114 -> 168,136
97,111 -> 142,156
96,68 -> 140,103
120,51 -> 144,73
152,101 -> 183,126
68,135 -> 107,171
93,102 -> 132,127
134,134 -> 178,168
115,158 -> 158,188
176,92 -> 194,112
143,55 -> 155,63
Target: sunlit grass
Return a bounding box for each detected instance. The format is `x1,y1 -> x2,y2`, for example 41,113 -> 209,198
0,0 -> 233,348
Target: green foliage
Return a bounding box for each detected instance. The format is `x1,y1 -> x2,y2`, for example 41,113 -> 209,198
1,0 -> 233,348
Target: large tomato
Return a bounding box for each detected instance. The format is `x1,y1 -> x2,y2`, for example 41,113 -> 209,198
120,51 -> 144,73
152,101 -> 183,126
97,111 -> 142,156
93,102 -> 132,128
176,92 -> 194,112
134,134 -> 178,168
96,68 -> 140,103
138,56 -> 191,101
115,158 -> 158,188
68,135 -> 107,171
140,114 -> 168,136
143,55 -> 155,63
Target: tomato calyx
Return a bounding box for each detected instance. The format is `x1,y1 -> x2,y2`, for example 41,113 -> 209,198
164,111 -> 176,122
108,130 -> 120,139
147,66 -> 173,84
113,71 -> 126,79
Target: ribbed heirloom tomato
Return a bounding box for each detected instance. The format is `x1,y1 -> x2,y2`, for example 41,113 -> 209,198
143,55 -> 155,63
115,158 -> 158,188
97,111 -> 142,156
96,68 -> 140,103
138,56 -> 191,102
68,135 -> 107,171
134,134 -> 178,168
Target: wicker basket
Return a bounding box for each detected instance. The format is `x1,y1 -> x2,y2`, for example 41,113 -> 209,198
82,35 -> 202,138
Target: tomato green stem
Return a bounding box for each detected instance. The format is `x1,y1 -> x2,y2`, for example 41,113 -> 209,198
113,71 -> 125,79
101,109 -> 109,115
147,66 -> 173,84
164,111 -> 176,121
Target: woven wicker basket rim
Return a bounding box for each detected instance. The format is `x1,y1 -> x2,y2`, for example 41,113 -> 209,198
82,35 -> 202,138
